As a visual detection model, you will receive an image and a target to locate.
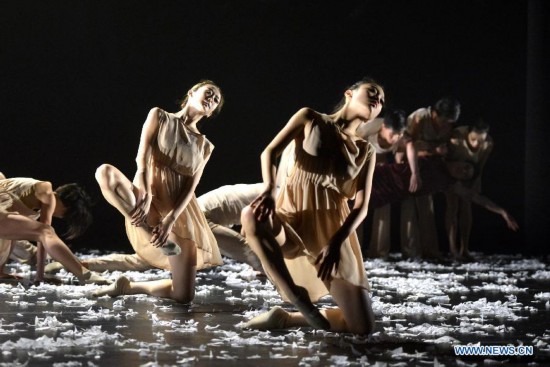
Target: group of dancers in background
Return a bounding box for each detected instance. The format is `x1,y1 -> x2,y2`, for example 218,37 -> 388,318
0,77 -> 518,336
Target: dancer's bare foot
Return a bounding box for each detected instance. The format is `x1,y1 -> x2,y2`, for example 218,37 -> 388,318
92,276 -> 130,297
79,270 -> 112,285
243,306 -> 289,330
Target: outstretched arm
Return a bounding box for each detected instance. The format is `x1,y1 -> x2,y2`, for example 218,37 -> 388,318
452,183 -> 519,231
130,108 -> 159,227
251,107 -> 312,222
316,153 -> 376,280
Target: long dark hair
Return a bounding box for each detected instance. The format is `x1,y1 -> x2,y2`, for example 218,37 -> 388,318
55,183 -> 93,240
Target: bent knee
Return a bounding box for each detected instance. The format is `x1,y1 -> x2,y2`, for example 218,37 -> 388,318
95,164 -> 114,186
240,205 -> 256,229
37,223 -> 57,241
241,205 -> 258,233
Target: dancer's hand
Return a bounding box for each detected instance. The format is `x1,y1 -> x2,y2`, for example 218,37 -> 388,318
151,215 -> 175,248
251,191 -> 275,222
315,239 -> 343,281
130,188 -> 152,226
502,211 -> 519,231
409,173 -> 421,193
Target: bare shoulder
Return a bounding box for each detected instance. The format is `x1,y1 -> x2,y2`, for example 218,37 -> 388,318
295,107 -> 319,121
34,181 -> 53,197
143,107 -> 164,127
148,107 -> 163,117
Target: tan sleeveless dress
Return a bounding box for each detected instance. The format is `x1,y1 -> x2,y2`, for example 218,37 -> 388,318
272,114 -> 374,302
0,178 -> 41,266
124,109 -> 222,271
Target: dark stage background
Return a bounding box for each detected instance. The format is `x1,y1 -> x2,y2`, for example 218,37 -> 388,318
1,1 -> 548,255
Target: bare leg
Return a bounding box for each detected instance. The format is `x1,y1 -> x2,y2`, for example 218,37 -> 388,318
445,191 -> 460,258
458,199 -> 473,260
241,206 -> 329,330
95,164 -> 181,256
246,278 -> 374,335
95,164 -> 138,218
94,238 -> 197,303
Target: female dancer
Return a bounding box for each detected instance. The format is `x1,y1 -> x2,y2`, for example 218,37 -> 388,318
355,109 -> 406,258
93,80 -> 224,303
398,97 -> 461,259
241,78 -> 384,335
0,177 -> 107,284
444,119 -> 494,260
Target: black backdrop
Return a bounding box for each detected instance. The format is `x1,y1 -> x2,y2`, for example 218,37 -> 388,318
1,1 -> 548,255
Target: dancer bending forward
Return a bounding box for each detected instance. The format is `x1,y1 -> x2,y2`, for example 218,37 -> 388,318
94,80 -> 224,303
241,78 -> 384,335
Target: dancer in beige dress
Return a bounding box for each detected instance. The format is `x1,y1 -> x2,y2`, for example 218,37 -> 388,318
241,78 -> 384,335
0,177 -> 107,284
93,80 -> 224,303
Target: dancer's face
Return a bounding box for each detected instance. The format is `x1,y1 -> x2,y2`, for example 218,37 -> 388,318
188,84 -> 222,117
467,130 -> 488,150
347,83 -> 385,122
379,124 -> 402,146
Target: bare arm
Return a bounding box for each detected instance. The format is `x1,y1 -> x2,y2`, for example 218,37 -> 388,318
34,181 -> 55,281
452,183 -> 519,231
251,107 -> 312,222
404,116 -> 422,192
316,152 -> 377,280
406,141 -> 421,192
130,107 -> 160,226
